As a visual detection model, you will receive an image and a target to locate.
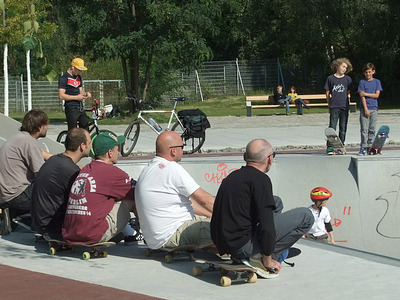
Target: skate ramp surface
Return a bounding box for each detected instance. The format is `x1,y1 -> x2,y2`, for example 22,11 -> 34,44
118,152 -> 400,260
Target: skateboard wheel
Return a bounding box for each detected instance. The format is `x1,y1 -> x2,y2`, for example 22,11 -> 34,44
145,249 -> 152,257
82,251 -> 91,260
248,272 -> 257,283
34,235 -> 41,242
220,276 -> 232,287
101,250 -> 108,258
193,266 -> 203,276
165,254 -> 173,263
49,247 -> 56,255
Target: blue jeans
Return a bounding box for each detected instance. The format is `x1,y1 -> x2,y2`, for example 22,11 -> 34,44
295,98 -> 308,115
327,108 -> 349,148
6,184 -> 33,220
278,96 -> 291,114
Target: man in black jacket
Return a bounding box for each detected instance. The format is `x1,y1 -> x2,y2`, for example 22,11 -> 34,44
211,139 -> 313,278
31,128 -> 91,239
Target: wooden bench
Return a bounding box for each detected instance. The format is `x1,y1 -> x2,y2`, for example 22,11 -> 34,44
245,94 -> 357,116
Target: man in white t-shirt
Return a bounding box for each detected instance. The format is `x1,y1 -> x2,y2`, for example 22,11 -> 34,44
135,131 -> 215,249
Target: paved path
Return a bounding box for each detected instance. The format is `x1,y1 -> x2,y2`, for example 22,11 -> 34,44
46,110 -> 400,153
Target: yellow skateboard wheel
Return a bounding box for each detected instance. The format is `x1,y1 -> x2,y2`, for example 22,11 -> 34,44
164,254 -> 173,263
248,272 -> 257,283
145,249 -> 152,257
82,251 -> 91,260
220,276 -> 232,287
192,266 -> 203,276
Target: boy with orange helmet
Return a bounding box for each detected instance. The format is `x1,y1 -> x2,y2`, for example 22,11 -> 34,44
305,187 -> 336,244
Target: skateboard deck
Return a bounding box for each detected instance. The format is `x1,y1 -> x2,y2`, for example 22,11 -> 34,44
325,127 -> 346,155
370,125 -> 390,155
145,244 -> 199,263
192,251 -> 261,287
43,234 -> 115,260
0,209 -> 34,235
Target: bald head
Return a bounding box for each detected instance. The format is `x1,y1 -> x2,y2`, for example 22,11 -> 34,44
244,139 -> 274,172
156,131 -> 184,161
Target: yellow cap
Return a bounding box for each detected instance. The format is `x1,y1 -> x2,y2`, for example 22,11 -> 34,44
71,58 -> 87,71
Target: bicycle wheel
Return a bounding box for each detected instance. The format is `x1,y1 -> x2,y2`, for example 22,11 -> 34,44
90,129 -> 118,158
171,121 -> 205,154
56,130 -> 68,144
121,120 -> 141,157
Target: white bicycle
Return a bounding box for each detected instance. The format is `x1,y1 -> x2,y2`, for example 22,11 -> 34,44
121,96 -> 207,156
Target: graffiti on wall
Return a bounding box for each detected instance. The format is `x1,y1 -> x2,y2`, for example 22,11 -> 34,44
205,163 -> 239,184
375,172 -> 400,239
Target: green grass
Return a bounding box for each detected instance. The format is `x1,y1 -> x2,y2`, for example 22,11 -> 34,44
9,95 -> 386,124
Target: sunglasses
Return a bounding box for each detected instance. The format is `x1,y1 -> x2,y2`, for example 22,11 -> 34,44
169,145 -> 184,149
269,152 -> 276,158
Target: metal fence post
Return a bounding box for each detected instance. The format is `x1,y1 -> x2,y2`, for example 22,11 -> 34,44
99,80 -> 104,107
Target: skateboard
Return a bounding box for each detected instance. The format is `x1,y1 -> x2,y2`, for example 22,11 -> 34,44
11,215 -> 44,242
325,127 -> 346,155
370,125 -> 390,155
192,251 -> 259,287
193,247 -> 301,287
0,209 -> 27,235
43,234 -> 115,260
144,244 -> 199,263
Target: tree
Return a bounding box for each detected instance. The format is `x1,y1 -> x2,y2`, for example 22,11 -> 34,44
0,0 -> 56,115
51,0 -> 222,111
1,0 -> 30,115
208,0 -> 400,94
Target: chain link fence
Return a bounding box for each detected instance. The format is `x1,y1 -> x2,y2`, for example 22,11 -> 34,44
1,58 -> 311,113
180,59 -> 282,100
0,78 -> 124,113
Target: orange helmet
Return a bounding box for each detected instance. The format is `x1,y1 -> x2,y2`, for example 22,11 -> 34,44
310,187 -> 332,201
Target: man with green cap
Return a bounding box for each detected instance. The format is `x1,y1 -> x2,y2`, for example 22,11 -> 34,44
62,132 -> 136,244
58,57 -> 92,131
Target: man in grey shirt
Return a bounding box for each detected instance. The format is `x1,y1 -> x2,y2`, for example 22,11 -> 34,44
0,110 -> 51,234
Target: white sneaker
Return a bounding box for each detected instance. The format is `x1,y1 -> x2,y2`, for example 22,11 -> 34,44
242,256 -> 279,279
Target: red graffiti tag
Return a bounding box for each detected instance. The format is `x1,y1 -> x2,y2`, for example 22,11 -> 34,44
343,206 -> 352,215
333,218 -> 342,227
205,163 -> 239,184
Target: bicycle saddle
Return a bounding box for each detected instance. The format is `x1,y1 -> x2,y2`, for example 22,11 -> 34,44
170,96 -> 186,102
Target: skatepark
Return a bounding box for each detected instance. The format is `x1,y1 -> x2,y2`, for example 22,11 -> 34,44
1,111 -> 400,299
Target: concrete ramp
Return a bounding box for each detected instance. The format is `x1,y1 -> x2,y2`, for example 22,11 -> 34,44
118,152 -> 400,259
354,156 -> 400,258
0,113 -> 64,154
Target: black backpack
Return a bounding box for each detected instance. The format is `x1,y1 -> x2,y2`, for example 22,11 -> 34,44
177,109 -> 211,138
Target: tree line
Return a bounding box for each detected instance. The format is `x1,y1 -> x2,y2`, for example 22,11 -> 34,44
1,0 -> 399,110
